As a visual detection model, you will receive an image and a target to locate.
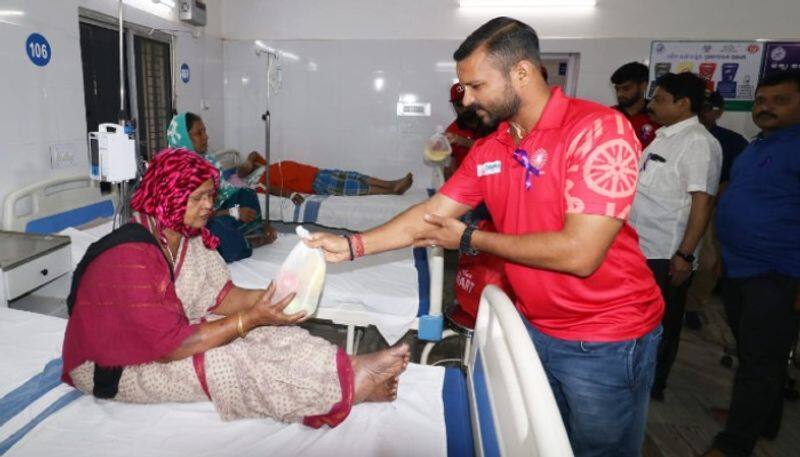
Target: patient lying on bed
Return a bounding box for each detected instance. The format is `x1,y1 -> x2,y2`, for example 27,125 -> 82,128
60,148 -> 409,428
237,152 -> 414,205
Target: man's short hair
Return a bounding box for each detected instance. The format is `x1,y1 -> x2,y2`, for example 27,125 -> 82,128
453,17 -> 540,73
757,70 -> 800,93
655,72 -> 707,114
611,62 -> 650,85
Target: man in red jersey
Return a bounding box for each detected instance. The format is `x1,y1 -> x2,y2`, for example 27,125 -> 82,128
444,82 -> 494,177
612,61 -> 661,148
307,18 -> 664,457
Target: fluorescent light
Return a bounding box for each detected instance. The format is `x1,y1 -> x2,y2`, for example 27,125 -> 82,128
152,0 -> 176,8
459,0 -> 596,7
373,77 -> 385,92
0,10 -> 25,16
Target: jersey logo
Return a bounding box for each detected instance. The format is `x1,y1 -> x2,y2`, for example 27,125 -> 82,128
530,148 -> 548,170
477,160 -> 502,177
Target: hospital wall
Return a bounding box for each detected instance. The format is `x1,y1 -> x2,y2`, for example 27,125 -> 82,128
0,0 -> 223,227
220,0 -> 799,186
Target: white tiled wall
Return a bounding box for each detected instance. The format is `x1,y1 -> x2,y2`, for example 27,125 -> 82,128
224,40 -> 467,188
2,0 -> 778,229
0,0 -> 223,227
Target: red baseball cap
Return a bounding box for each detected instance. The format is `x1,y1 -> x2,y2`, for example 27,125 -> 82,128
450,83 -> 465,102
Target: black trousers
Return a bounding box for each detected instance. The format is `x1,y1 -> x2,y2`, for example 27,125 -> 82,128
713,273 -> 799,457
646,259 -> 693,393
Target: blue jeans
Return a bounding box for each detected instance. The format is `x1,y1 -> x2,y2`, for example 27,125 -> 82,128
524,320 -> 662,457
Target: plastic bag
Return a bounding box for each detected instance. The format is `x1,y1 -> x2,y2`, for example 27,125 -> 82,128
274,226 -> 327,315
423,125 -> 452,163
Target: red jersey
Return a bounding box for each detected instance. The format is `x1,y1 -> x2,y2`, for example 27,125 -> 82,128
455,220 -> 515,321
613,105 -> 660,148
446,121 -> 477,170
441,87 -> 663,342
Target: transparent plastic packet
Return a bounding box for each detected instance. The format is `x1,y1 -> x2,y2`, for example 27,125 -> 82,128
423,125 -> 452,163
274,226 -> 327,315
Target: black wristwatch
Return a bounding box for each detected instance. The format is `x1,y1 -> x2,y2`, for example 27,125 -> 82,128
460,225 -> 479,256
674,250 -> 695,263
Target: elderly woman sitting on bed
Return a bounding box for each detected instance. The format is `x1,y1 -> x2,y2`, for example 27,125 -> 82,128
61,148 -> 409,427
168,112 -> 276,262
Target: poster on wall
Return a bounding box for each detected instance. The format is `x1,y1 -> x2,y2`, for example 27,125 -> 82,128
761,42 -> 800,79
648,41 -> 764,111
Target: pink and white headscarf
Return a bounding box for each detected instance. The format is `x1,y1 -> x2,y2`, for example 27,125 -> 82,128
131,148 -> 220,249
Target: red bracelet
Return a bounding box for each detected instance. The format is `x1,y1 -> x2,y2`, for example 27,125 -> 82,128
344,235 -> 355,261
351,233 -> 365,258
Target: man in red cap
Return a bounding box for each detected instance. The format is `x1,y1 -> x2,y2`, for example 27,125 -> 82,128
444,83 -> 492,177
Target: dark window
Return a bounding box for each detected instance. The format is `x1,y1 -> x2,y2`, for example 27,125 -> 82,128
135,35 -> 172,160
79,21 -> 130,135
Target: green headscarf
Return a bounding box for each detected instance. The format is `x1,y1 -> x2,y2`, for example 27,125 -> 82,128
167,112 -> 195,150
166,112 -> 238,210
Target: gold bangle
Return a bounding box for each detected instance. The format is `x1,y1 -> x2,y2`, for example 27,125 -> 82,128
237,312 -> 246,338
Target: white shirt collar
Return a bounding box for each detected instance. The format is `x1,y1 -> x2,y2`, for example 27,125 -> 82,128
656,116 -> 700,138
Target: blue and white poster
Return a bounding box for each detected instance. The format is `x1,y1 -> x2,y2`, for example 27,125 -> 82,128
761,42 -> 800,79
26,33 -> 52,67
648,41 -> 764,111
180,63 -> 190,83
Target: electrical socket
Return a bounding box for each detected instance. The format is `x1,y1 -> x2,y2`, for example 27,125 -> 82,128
50,143 -> 76,169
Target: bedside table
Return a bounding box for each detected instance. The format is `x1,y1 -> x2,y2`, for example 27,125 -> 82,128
0,231 -> 72,307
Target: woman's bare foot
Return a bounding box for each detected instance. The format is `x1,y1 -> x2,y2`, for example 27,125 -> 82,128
351,344 -> 410,404
392,173 -> 413,195
366,377 -> 399,402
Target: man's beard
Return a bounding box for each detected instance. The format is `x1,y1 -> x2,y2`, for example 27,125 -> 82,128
456,108 -> 481,130
617,90 -> 644,109
472,82 -> 521,126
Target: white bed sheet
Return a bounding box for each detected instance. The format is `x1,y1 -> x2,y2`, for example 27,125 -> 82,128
259,189 -> 429,231
58,222 -> 422,344
0,308 -> 447,457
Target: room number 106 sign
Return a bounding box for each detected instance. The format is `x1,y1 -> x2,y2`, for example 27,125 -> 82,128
26,33 -> 52,67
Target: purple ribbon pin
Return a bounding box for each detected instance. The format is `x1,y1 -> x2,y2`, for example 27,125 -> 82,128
513,148 -> 541,190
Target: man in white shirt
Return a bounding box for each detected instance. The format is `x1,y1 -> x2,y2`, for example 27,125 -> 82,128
629,72 -> 722,401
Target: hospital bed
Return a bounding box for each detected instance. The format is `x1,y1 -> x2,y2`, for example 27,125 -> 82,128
2,176 -> 115,234
210,149 -> 432,232
0,286 -> 573,457
2,175 -> 446,353
211,149 -> 448,349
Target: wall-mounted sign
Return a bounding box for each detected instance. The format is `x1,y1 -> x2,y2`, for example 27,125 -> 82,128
26,33 -> 52,67
761,42 -> 800,80
180,63 -> 191,83
649,41 -> 764,111
396,102 -> 431,117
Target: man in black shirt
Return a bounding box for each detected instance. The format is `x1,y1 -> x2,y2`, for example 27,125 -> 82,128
685,91 -> 750,329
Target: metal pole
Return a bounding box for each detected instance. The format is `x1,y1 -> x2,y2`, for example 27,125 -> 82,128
261,52 -> 274,220
118,0 -> 125,121
263,109 -> 270,218
170,33 -> 177,116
